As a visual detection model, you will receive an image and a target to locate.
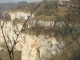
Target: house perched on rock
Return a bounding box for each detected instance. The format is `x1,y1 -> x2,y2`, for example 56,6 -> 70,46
59,0 -> 70,5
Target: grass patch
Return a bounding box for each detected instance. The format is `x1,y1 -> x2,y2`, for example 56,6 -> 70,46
0,51 -> 21,60
21,27 -> 55,36
33,15 -> 56,21
13,19 -> 26,25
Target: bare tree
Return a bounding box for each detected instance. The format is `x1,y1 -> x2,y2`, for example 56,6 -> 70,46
1,3 -> 41,60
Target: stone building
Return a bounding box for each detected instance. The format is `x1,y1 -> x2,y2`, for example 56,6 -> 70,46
59,0 -> 70,5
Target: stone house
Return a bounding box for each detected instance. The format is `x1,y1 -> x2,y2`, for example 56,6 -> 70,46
59,0 -> 70,5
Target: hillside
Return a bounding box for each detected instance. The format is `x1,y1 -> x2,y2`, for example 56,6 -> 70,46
0,1 -> 28,17
0,0 -> 80,60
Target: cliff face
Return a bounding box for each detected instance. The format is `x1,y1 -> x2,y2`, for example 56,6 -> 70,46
0,20 -> 23,49
27,20 -> 65,29
0,17 -> 65,60
21,34 -> 64,60
8,11 -> 34,20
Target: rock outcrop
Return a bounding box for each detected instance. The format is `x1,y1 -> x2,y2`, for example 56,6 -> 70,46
21,34 -> 64,60
27,20 -> 65,29
8,11 -> 34,20
0,47 -> 5,51
0,17 -> 65,60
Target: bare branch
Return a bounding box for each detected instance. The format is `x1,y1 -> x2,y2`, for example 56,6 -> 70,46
1,3 -> 41,60
1,21 -> 12,60
7,35 -> 13,47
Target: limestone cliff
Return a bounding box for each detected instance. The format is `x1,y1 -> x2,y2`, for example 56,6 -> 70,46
8,11 -> 34,20
0,16 -> 65,60
21,34 -> 64,60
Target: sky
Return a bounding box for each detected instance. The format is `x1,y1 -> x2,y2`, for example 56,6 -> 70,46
0,0 -> 42,3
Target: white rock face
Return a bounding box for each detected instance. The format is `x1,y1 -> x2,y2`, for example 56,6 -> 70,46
0,20 -> 64,60
0,20 -> 22,47
0,27 -> 4,43
59,0 -> 70,5
0,47 -> 5,51
15,33 -> 26,51
9,11 -> 34,20
21,34 -> 64,60
27,20 -> 65,29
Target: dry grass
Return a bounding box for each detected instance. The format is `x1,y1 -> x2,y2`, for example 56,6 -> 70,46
13,19 -> 26,25
33,7 -> 68,21
21,27 -> 55,36
0,43 -> 21,60
0,51 -> 21,60
10,4 -> 31,13
50,36 -> 80,60
33,15 -> 56,21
